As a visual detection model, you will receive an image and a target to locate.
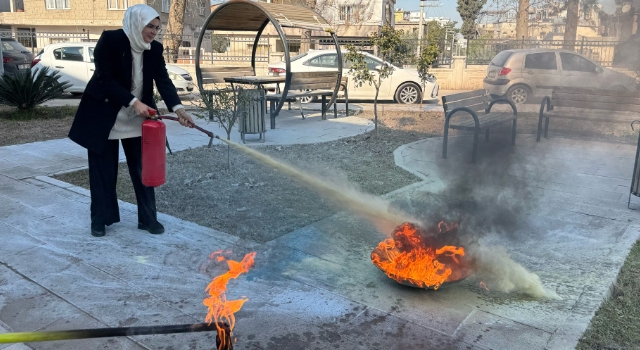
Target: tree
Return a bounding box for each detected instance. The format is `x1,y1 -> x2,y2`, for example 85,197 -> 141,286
457,0 -> 488,39
211,35 -> 230,54
164,0 -> 187,63
563,0 -> 580,49
515,0 -> 529,40
345,24 -> 408,134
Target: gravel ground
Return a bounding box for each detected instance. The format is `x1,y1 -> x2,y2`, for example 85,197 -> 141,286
0,106 -> 76,146
50,109 -> 638,242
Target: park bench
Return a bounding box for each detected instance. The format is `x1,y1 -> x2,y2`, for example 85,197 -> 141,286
199,66 -> 255,85
266,71 -> 347,129
442,89 -> 518,163
537,87 -> 640,141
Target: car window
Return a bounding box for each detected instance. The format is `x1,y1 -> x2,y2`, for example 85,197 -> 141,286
88,47 -> 95,63
490,51 -> 513,67
524,52 -> 557,70
53,47 -> 85,62
307,54 -> 338,68
363,56 -> 382,70
560,53 -> 597,73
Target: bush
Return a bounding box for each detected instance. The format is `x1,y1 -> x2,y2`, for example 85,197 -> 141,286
0,67 -> 72,111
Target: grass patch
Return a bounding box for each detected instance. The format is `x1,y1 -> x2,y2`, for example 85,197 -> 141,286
577,240 -> 640,349
0,105 -> 77,121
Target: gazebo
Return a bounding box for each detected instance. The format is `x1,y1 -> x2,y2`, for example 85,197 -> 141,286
194,0 -> 343,126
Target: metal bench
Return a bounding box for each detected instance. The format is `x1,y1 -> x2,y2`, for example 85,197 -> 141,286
199,66 -> 255,85
537,87 -> 640,141
442,89 -> 518,163
266,71 -> 343,128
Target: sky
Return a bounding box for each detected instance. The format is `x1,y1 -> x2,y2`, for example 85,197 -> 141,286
394,0 -> 462,27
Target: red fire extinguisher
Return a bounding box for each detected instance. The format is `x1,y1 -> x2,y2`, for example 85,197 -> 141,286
141,109 -> 166,187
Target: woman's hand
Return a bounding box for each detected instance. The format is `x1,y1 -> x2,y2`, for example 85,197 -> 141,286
176,108 -> 195,128
133,100 -> 154,118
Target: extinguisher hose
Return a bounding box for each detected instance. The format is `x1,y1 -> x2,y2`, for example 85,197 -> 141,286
158,115 -> 215,147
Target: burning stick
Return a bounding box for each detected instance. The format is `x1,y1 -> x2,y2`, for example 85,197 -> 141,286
0,322 -> 231,349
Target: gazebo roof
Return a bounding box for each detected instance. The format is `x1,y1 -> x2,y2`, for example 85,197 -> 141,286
206,0 -> 332,32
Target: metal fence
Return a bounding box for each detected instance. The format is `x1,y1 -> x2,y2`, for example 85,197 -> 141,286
466,38 -> 624,67
0,30 -> 93,54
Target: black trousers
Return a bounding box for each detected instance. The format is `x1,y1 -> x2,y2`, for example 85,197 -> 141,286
88,137 -> 157,226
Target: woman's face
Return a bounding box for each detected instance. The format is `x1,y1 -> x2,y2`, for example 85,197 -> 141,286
142,18 -> 161,43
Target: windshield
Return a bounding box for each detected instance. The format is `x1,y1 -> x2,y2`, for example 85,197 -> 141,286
490,51 -> 513,67
290,52 -> 308,62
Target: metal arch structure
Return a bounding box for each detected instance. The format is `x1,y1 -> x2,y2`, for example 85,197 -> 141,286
195,0 -> 342,121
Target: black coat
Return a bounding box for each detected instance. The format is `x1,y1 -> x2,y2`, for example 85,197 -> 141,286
68,29 -> 181,154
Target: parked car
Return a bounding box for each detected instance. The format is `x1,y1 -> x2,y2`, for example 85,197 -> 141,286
32,42 -> 194,95
267,49 -> 439,104
484,49 -> 639,104
1,38 -> 35,77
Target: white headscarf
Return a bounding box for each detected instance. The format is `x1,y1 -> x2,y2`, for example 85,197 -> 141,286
122,4 -> 159,53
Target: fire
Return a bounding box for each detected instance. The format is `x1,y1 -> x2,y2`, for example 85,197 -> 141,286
371,222 -> 470,290
203,251 -> 256,350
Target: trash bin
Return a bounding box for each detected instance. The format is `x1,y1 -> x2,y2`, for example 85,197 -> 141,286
237,89 -> 266,143
629,121 -> 640,208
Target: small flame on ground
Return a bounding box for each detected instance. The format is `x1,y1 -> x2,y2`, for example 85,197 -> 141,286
203,251 -> 256,350
371,222 -> 470,290
479,281 -> 489,291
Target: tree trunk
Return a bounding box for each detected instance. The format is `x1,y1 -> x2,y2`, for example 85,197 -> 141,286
373,87 -> 380,135
515,0 -> 529,41
563,0 -> 580,50
300,30 -> 311,53
164,0 -> 187,63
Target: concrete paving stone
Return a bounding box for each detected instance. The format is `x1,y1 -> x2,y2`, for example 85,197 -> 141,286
0,160 -> 22,172
2,344 -> 31,350
0,198 -> 54,229
0,167 -> 44,180
0,265 -> 84,334
0,222 -> 45,256
35,200 -> 92,228
453,309 -> 552,350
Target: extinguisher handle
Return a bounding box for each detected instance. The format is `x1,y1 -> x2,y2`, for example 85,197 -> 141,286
158,115 -> 215,147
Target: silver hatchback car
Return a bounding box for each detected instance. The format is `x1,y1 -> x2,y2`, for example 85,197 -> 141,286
483,49 -> 639,104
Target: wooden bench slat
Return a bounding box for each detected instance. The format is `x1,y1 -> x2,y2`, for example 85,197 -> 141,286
450,113 -> 514,128
446,100 -> 487,112
442,89 -> 486,103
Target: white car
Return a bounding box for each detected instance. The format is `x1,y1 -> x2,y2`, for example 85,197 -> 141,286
267,49 -> 439,104
32,42 -> 194,95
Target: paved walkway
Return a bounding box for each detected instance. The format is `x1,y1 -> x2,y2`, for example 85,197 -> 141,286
1,105 -> 639,349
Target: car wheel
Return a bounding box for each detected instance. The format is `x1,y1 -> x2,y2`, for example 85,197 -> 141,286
298,90 -> 316,104
395,83 -> 421,104
506,85 -> 530,105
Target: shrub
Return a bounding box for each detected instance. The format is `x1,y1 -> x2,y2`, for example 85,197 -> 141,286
0,67 -> 71,110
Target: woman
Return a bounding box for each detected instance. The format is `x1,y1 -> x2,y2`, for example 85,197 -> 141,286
69,4 -> 195,237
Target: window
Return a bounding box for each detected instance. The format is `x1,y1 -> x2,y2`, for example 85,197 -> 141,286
88,47 -> 95,62
162,0 -> 170,13
339,5 -> 366,22
363,56 -> 382,70
45,0 -> 70,9
306,54 -> 338,68
53,47 -> 85,62
490,51 -> 513,67
197,0 -> 205,15
560,53 -> 597,73
107,0 -> 128,10
524,52 -> 557,70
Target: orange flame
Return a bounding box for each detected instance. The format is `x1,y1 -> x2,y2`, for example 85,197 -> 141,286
371,222 -> 469,290
479,281 -> 489,291
203,251 -> 256,350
